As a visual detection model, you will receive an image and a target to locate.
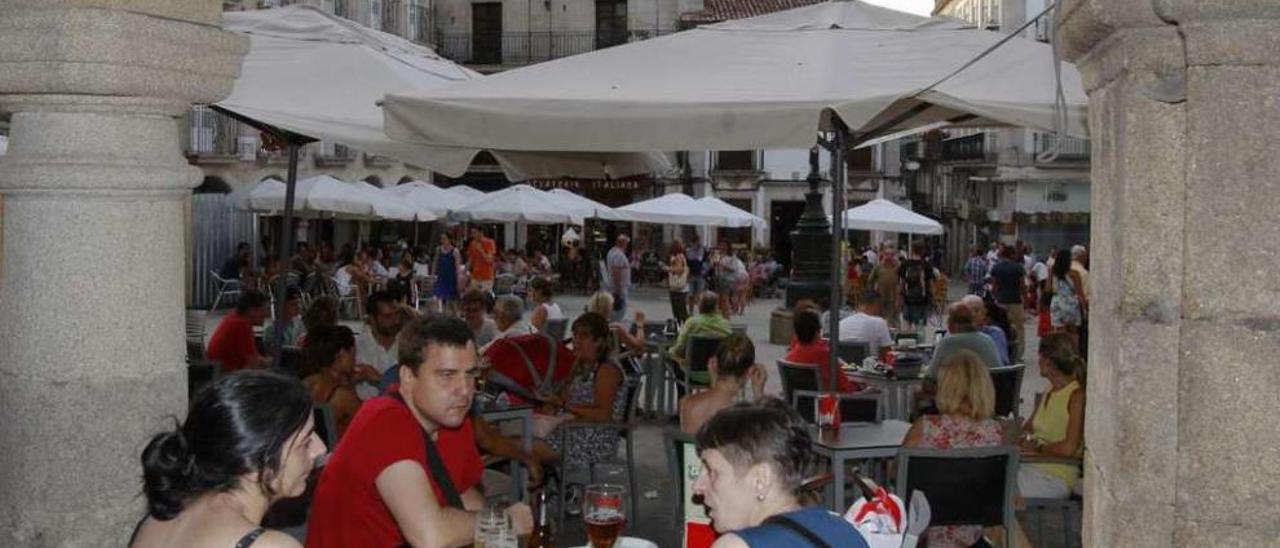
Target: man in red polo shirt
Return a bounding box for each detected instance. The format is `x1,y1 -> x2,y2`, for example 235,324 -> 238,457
205,290 -> 271,372
307,316 -> 532,548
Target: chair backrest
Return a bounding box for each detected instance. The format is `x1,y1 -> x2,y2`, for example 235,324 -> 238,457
730,324 -> 747,337
642,321 -> 666,340
896,446 -> 1018,529
990,364 -> 1026,418
686,335 -> 723,376
776,359 -> 822,403
542,317 -> 568,342
186,340 -> 206,362
792,389 -> 882,424
187,360 -> 221,400
662,428 -> 707,524
185,309 -> 207,339
312,404 -> 339,450
494,273 -> 516,294
837,339 -> 871,365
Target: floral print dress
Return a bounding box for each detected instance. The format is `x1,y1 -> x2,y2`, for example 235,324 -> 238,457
920,414 -> 1003,548
546,361 -> 630,468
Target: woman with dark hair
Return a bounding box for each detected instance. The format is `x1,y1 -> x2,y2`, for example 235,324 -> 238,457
527,276 -> 565,333
432,233 -> 462,313
531,312 -> 628,469
130,371 -> 326,548
693,399 -> 868,547
1049,249 -> 1087,345
301,325 -> 375,440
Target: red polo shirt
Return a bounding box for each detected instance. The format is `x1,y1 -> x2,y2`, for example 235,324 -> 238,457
306,390 -> 484,548
206,311 -> 257,372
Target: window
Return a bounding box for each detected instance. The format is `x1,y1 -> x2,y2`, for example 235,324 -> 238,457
595,0 -> 628,49
715,150 -> 756,171
471,2 -> 503,64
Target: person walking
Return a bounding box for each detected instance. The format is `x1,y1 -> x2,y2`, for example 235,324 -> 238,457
989,244 -> 1027,361
662,240 -> 690,324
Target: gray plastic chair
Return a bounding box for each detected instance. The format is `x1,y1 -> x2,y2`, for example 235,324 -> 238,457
990,364 -> 1026,419
896,446 -> 1020,548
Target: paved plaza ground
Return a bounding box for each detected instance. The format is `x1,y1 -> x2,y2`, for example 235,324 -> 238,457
204,282 -> 1075,547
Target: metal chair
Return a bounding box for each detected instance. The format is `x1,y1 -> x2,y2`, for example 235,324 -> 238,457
324,275 -> 361,320
792,389 -> 882,424
493,273 -> 517,295
895,447 -> 1020,548
990,364 -> 1026,419
209,270 -> 241,311
837,339 -> 872,365
730,324 -> 747,337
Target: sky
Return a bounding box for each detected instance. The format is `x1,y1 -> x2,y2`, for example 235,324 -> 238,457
861,0 -> 934,16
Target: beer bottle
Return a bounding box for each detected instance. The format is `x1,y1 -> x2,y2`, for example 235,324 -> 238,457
529,489 -> 556,548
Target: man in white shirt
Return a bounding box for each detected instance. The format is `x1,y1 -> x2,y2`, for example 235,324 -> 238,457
606,235 -> 631,322
837,290 -> 894,361
355,290 -> 404,398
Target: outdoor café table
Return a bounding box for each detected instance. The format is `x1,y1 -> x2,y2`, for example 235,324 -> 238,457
846,369 -> 926,422
809,420 -> 912,512
479,403 -> 534,498
643,334 -> 676,416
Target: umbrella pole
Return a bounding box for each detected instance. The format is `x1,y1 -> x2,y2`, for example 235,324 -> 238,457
827,125 -> 848,398
271,140 -> 300,369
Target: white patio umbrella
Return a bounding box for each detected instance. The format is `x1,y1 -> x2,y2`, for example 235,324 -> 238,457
351,181 -> 420,221
388,180 -> 473,218
248,174 -> 371,218
615,193 -> 735,226
842,198 -> 943,235
696,196 -> 767,229
229,177 -> 284,212
446,185 -> 488,205
454,184 -> 581,224
547,188 -> 623,222
383,1 -> 1087,152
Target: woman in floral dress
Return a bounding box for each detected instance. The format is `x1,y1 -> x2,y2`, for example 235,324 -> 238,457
533,312 -> 629,469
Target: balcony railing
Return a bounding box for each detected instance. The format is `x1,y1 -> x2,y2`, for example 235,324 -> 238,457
941,132 -> 998,162
183,106 -> 245,159
435,29 -> 671,66
1033,133 -> 1091,161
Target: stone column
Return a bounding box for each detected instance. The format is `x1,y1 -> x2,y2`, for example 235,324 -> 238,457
1058,1 -> 1280,546
0,3 -> 245,545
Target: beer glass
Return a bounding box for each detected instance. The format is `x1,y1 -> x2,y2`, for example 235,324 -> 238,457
583,483 -> 626,548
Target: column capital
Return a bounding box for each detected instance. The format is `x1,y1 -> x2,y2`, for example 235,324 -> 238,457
0,5 -> 247,116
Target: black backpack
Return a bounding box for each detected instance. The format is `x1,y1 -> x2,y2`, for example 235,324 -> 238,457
902,261 -> 929,303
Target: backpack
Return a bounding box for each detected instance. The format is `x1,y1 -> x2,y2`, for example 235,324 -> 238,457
901,261 -> 929,304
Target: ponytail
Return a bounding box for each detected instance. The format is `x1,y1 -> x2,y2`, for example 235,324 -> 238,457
140,429 -> 196,520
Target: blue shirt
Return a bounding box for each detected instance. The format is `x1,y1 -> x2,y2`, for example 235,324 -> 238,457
735,507 -> 869,548
980,325 -> 1012,365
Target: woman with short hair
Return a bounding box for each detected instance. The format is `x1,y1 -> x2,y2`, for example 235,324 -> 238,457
130,371 -> 326,548
901,349 -> 1002,548
693,399 -> 869,547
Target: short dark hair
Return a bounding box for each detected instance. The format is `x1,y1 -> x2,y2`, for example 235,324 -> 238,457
236,291 -> 270,314
715,334 -> 755,380
302,295 -> 339,333
696,398 -> 812,496
365,290 -> 399,317
528,277 -> 554,299
141,371 -> 311,520
859,290 -> 882,307
460,289 -> 489,310
397,316 -> 475,373
793,309 -> 821,343
698,292 -> 719,315
302,325 -> 355,377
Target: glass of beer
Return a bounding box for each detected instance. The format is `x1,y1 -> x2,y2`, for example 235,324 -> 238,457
583,483 -> 626,548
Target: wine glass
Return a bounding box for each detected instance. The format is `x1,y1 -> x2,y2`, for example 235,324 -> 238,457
583,483 -> 627,548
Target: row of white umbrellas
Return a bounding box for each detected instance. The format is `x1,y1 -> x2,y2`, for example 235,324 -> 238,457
230,176 -> 768,227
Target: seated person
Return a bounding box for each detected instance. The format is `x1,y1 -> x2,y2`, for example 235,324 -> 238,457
902,350 -> 1002,548
960,294 -> 1012,365
301,325 -> 377,440
206,291 -> 272,373
527,277 -> 565,334
693,399 -> 870,548
1018,333 -> 1085,499
837,290 -> 895,362
528,314 -> 627,470
679,333 -> 766,435
586,291 -> 647,355
785,309 -> 858,394
668,291 -> 733,375
492,295 -> 535,340
461,289 -> 498,348
263,288 -> 305,352
306,317 -> 532,547
298,295 -> 339,347
131,371 -> 324,548
925,302 -> 1003,380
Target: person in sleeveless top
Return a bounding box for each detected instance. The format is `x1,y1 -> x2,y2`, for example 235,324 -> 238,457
433,233 -> 463,313
533,313 -> 629,469
130,371 -> 326,548
302,325 -> 377,440
1019,333 -> 1085,499
693,399 -> 870,548
901,350 -> 1003,548
527,277 -> 565,334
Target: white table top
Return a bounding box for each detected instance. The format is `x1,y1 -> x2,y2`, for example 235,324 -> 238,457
809,420 -> 912,451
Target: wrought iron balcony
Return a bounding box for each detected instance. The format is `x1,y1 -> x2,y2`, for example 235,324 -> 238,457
434,29 -> 670,66
941,132 -> 998,163
1033,133 -> 1091,161
182,106 -> 246,161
